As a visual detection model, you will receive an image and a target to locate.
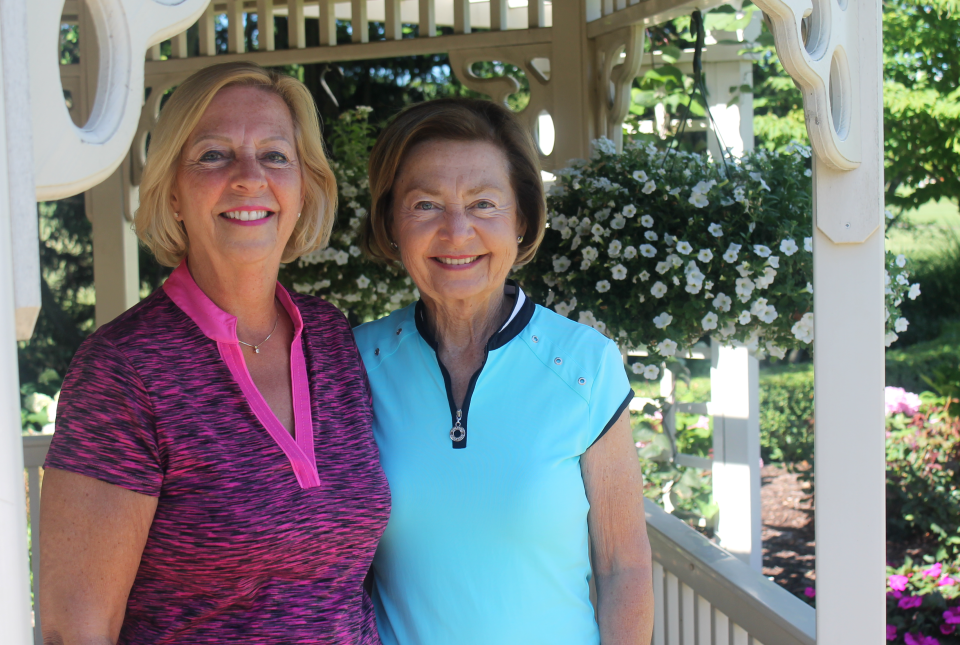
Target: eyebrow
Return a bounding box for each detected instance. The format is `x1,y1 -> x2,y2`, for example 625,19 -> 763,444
189,134 -> 293,146
401,180 -> 506,196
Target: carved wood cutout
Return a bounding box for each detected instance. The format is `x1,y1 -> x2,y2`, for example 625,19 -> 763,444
594,24 -> 644,151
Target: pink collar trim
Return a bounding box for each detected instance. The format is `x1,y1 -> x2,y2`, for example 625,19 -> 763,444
162,260 -> 304,344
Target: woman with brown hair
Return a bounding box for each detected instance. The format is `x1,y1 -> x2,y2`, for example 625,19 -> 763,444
354,98 -> 654,645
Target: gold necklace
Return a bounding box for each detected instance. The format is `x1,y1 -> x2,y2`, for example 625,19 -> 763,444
238,306 -> 280,354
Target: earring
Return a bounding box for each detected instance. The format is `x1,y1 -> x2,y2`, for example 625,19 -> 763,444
297,212 -> 301,219
390,242 -> 398,250
174,212 -> 181,221
517,236 -> 523,243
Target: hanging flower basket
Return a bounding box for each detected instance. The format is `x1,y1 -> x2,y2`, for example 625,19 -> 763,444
517,138 -> 918,378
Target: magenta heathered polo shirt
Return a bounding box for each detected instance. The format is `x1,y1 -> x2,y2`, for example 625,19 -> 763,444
44,262 -> 391,644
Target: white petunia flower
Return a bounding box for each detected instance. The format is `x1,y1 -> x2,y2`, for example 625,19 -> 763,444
672,276 -> 681,286
708,223 -> 724,237
356,275 -> 371,289
689,192 -> 709,208
738,310 -> 752,325
713,292 -> 732,312
640,244 -> 657,258
656,339 -> 678,357
766,343 -> 787,360
611,264 -> 628,280
622,204 -> 637,218
335,250 -> 350,265
895,317 -> 909,333
668,254 -> 683,268
702,312 -> 719,331
664,234 -> 677,247
554,300 -> 576,317
653,312 -> 673,329
736,262 -> 753,278
591,223 -> 605,237
909,283 -> 921,300
578,310 -> 606,333
643,364 -> 661,380
768,256 -> 780,269
676,241 -> 693,255
758,304 -> 779,323
553,256 -> 572,272
896,254 -> 907,268
608,240 -> 623,257
639,270 -> 650,281
804,237 -> 813,252
651,281 -> 668,298
632,170 -> 649,182
733,185 -> 747,203
642,181 -> 657,194
750,298 -> 769,316
581,259 -> 592,270
571,235 -> 582,250
885,331 -> 899,347
780,239 -> 799,256
349,245 -> 362,257
896,273 -> 909,286
735,277 -> 755,302
698,249 -> 713,263
632,362 -> 646,375
806,282 -> 814,294
610,216 -> 626,229
704,281 -> 714,291
804,168 -> 812,177
583,246 -> 599,261
669,187 -> 682,196
753,244 -> 772,258
596,280 -> 611,293
645,230 -> 658,241
692,179 -> 716,194
641,214 -> 654,228
723,243 -> 741,263
791,312 -> 814,344
623,246 -> 638,259
655,261 -> 671,274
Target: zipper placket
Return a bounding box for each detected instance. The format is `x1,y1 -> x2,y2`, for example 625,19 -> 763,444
435,345 -> 489,449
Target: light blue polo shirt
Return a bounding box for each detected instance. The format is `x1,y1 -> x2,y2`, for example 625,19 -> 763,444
353,283 -> 634,645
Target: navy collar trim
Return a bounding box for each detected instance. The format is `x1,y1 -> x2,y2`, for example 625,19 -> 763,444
414,280 -> 535,352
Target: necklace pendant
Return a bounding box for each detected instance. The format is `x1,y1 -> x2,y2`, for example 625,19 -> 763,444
254,346 -> 260,354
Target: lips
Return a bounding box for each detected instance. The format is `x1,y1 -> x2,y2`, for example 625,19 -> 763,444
221,210 -> 273,221
436,256 -> 480,266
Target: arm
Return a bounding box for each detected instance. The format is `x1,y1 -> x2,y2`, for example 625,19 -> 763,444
40,468 -> 158,645
581,409 -> 655,645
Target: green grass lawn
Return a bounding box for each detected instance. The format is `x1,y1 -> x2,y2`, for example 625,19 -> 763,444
887,198 -> 960,259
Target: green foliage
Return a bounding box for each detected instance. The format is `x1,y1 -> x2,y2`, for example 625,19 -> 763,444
897,234 -> 960,345
758,365 -> 815,463
886,401 -> 960,561
887,322 -> 960,393
886,557 -> 960,644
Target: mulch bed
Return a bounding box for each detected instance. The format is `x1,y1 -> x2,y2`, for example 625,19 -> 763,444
760,463 -> 940,599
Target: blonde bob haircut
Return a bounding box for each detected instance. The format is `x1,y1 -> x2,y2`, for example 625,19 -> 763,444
135,62 -> 337,267
362,98 -> 546,267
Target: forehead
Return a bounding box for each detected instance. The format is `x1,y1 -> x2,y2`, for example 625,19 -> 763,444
189,85 -> 295,142
397,139 -> 511,189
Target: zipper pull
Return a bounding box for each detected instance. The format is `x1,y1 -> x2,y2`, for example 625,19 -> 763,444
450,409 -> 466,442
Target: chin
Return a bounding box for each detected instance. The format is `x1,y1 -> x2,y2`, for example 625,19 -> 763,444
219,238 -> 283,266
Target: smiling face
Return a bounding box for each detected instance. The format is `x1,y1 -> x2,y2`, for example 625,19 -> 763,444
171,84 -> 304,270
391,139 -> 524,307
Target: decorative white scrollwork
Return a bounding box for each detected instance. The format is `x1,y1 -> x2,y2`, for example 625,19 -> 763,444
594,24 -> 644,151
448,44 -> 555,166
30,0 -> 210,201
753,0 -> 861,171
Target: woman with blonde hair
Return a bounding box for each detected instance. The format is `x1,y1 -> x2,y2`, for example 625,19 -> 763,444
39,62 -> 390,644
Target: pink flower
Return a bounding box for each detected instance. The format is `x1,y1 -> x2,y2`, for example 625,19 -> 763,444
945,606 -> 960,625
890,574 -> 909,591
803,587 -> 816,598
905,633 -> 940,645
923,563 -> 943,578
888,590 -> 904,599
689,415 -> 710,430
887,625 -> 898,641
885,386 -> 922,416
899,595 -> 923,609
942,625 -> 956,635
940,577 -> 956,587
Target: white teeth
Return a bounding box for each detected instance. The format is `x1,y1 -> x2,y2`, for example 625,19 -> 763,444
223,210 -> 270,221
437,256 -> 479,266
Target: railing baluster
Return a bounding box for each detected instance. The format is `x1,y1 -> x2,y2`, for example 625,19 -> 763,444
453,0 -> 471,34
714,610 -> 730,645
146,43 -> 162,60
419,0 -> 435,37
528,0 -> 546,28
227,0 -> 244,53
351,0 -> 368,43
667,572 -> 680,645
732,624 -> 749,645
384,0 -> 402,41
171,32 -> 189,58
287,0 -> 306,49
602,0 -> 614,16
257,0 -> 275,51
653,561 -> 666,645
490,0 -> 507,31
682,583 -> 695,645
318,0 -> 337,46
696,595 -> 711,645
198,4 -> 216,56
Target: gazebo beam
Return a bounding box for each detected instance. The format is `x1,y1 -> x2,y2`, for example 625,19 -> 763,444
586,0 -> 726,38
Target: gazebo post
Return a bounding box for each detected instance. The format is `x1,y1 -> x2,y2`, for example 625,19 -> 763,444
0,0 -> 36,639
810,2 -> 886,641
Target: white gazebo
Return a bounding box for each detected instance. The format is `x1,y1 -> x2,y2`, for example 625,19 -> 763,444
1,1 -> 884,643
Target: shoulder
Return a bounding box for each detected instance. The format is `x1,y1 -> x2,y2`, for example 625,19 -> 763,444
85,289 -> 181,358
290,291 -> 351,330
352,304 -> 418,371
528,305 -> 619,362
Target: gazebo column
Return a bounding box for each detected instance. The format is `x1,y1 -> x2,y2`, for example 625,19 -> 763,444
0,0 -> 36,640
550,0 -> 596,164
704,60 -> 754,158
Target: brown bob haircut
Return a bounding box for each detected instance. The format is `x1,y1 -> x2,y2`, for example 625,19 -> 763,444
361,98 -> 546,266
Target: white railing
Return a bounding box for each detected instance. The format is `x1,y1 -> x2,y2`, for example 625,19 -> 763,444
645,500 -> 815,645
22,434 -> 812,645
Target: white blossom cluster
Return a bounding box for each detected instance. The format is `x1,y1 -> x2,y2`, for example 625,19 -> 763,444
518,138 -> 918,377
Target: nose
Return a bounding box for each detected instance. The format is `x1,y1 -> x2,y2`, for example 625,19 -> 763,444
230,151 -> 267,194
439,205 -> 474,247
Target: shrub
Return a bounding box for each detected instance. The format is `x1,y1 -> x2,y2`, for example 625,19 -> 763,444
887,322 -> 960,394
759,365 -> 815,463
897,233 -> 960,346
886,558 -> 960,644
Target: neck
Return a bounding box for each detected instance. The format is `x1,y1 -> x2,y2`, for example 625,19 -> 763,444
185,252 -> 280,338
422,285 -> 511,353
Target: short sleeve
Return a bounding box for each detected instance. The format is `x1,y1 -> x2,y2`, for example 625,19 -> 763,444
44,334 -> 162,496
586,340 -> 635,449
